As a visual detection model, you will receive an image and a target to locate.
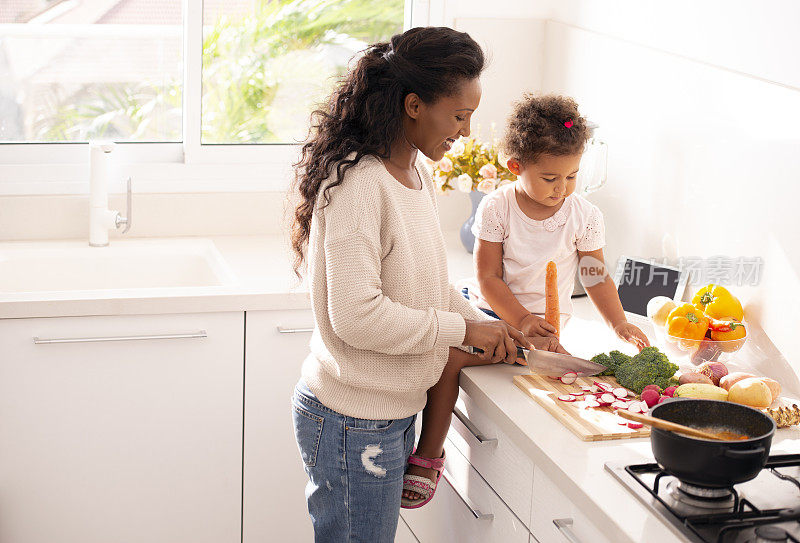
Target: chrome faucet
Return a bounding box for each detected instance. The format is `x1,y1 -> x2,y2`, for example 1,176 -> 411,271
89,141 -> 131,247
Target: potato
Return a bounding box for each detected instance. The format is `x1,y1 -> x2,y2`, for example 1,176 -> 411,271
647,296 -> 677,328
760,378 -> 782,403
719,372 -> 756,391
728,378 -> 773,409
679,372 -> 714,386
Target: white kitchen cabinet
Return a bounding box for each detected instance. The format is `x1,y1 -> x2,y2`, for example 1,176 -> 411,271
242,309 -> 315,542
401,438 -> 529,543
531,466 -> 612,543
0,311 -> 244,543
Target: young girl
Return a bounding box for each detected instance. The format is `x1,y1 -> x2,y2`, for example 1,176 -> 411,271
469,93 -> 650,348
402,94 -> 650,507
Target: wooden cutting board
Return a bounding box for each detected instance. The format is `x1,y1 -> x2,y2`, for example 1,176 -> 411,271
513,373 -> 650,441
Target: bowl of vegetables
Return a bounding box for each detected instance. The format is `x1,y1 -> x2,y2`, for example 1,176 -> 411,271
647,285 -> 747,365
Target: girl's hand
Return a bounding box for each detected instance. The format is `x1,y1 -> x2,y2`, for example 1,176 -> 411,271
519,313 -> 558,338
464,320 -> 532,364
529,336 -> 570,355
614,322 -> 650,351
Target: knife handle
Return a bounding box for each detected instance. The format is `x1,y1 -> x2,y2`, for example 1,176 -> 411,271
472,347 -> 527,358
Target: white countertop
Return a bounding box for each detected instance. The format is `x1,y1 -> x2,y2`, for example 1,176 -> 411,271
0,232 -> 476,319
459,303 -> 800,543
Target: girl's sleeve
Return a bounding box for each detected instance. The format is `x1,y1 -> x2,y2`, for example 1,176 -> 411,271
576,204 -> 606,252
471,196 -> 505,243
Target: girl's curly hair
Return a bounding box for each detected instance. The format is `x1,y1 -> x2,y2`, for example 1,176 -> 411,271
502,93 -> 589,164
290,27 -> 485,276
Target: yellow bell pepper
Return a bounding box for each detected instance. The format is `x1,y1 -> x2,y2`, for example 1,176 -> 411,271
692,284 -> 744,321
667,303 -> 710,341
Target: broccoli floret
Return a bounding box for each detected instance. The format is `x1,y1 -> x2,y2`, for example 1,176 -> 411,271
609,350 -> 632,370
591,353 -> 614,376
613,347 -> 678,394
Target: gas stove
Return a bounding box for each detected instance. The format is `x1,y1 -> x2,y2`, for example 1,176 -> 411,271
606,454 -> 800,543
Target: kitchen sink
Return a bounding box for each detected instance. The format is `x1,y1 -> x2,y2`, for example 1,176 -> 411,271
0,239 -> 237,293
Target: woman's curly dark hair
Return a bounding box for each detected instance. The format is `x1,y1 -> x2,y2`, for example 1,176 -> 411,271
502,93 -> 589,165
290,26 -> 484,276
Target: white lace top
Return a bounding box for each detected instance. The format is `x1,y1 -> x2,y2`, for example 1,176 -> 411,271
466,183 -> 606,317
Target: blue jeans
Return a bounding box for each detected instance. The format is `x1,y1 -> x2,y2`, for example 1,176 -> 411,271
291,380 -> 417,542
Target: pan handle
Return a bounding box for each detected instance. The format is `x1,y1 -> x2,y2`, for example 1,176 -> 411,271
723,447 -> 766,459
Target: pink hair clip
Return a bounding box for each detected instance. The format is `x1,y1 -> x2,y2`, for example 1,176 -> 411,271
564,120 -> 573,128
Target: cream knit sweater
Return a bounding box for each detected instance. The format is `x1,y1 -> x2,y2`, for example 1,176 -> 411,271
301,154 -> 488,420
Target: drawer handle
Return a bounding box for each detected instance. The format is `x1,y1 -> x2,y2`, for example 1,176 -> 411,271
553,518 -> 585,543
441,468 -> 494,521
276,326 -> 314,334
33,331 -> 207,344
453,406 -> 497,445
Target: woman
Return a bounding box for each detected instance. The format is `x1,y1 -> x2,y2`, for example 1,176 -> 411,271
290,26 -> 529,542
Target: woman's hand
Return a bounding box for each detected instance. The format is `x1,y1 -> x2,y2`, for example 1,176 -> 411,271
464,320 -> 531,364
614,321 -> 650,351
519,313 -> 558,338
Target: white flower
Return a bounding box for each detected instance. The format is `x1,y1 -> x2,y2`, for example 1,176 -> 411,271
497,150 -> 511,171
457,173 -> 473,193
436,156 -> 454,173
449,138 -> 466,156
477,178 -> 496,194
478,163 -> 497,179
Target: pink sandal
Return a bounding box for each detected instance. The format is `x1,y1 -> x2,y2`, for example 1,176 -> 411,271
400,451 -> 445,509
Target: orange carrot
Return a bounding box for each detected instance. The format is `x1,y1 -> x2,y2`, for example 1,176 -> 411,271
545,261 -> 560,337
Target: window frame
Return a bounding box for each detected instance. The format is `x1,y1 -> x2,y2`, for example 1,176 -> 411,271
0,0 -> 438,195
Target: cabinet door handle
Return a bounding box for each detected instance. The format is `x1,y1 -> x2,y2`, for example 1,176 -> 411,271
452,406 -> 497,445
553,518 -> 585,543
33,331 -> 207,344
276,326 -> 314,334
441,469 -> 494,521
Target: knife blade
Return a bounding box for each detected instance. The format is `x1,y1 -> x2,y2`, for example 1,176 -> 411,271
523,349 -> 606,377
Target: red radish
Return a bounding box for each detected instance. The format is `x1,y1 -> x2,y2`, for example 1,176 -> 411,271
643,384 -> 663,395
580,386 -> 593,392
627,422 -> 644,429
641,389 -> 660,408
618,420 -> 629,426
663,386 -> 677,397
588,385 -> 600,393
584,394 -> 597,402
570,391 -> 585,397
600,393 -> 616,404
613,388 -> 628,399
657,395 -> 669,404
560,372 -> 578,384
611,401 -> 628,410
584,399 -> 600,408
557,395 -> 576,402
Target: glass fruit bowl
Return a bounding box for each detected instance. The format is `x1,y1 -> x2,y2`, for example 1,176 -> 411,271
652,324 -> 747,365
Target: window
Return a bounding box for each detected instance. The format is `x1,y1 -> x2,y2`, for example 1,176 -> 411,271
0,0 -> 425,192
0,0 -> 183,143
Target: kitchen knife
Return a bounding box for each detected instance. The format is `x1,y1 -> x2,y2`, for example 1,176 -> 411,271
523,349 -> 606,377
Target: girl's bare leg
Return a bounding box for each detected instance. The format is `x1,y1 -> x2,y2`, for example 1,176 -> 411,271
403,347 -> 492,500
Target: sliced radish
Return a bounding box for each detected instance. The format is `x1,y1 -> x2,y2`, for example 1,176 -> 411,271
594,381 -> 614,393
600,393 -> 616,404
638,401 -> 650,412
611,401 -> 629,410
627,422 -> 644,429
589,385 -> 600,393
584,399 -> 600,407
560,372 -> 578,384
581,386 -> 593,392
569,391 -> 585,397
613,388 -> 628,399
628,403 -> 643,414
584,394 -> 597,402
557,395 -> 576,402
618,420 -> 630,426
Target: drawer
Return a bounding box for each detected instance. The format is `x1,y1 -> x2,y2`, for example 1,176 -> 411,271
401,438 -> 529,543
445,390 -> 534,526
531,466 -> 612,543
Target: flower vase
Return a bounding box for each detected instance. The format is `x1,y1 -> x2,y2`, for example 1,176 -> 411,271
459,190 -> 485,253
